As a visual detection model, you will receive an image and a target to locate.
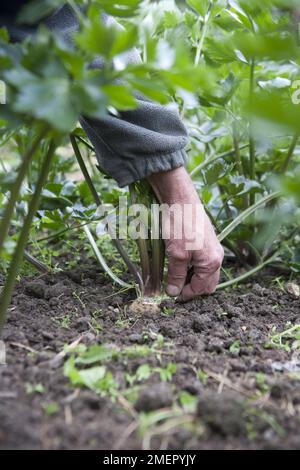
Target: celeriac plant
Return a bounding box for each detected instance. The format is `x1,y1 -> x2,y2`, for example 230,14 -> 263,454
0,0 -> 206,327
1,0 -> 300,330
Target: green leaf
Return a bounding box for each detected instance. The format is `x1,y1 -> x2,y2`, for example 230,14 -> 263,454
205,161 -> 228,184
110,25 -> 139,56
0,28 -> 9,43
250,93 -> 300,133
278,170 -> 300,204
64,356 -> 107,389
229,340 -> 240,354
187,0 -> 210,18
234,31 -> 300,61
102,84 -> 137,110
94,0 -> 142,17
179,391 -> 198,412
12,76 -> 78,132
25,383 -> 45,394
44,402 -> 60,416
17,0 -> 65,24
211,0 -> 227,17
136,364 -> 152,381
258,77 -> 291,91
75,8 -> 117,59
205,37 -> 237,64
163,11 -> 181,29
128,77 -> 169,103
75,344 -> 115,365
158,362 -> 177,381
228,0 -> 253,30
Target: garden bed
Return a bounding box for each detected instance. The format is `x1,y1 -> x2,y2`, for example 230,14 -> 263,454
0,258 -> 299,450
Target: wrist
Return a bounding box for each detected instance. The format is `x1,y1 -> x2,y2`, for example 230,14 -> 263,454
148,166 -> 198,204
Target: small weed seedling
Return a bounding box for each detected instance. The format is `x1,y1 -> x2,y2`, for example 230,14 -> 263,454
54,314 -> 72,330
161,306 -> 174,316
197,369 -> 208,386
265,323 -> 300,352
25,383 -> 45,395
43,403 -> 60,416
255,373 -> 270,394
229,340 -> 241,355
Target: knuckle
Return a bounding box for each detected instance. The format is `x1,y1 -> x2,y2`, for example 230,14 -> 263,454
166,245 -> 190,262
207,248 -> 223,271
173,251 -> 190,263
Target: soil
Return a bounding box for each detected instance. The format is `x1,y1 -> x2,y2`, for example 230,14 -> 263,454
0,258 -> 300,450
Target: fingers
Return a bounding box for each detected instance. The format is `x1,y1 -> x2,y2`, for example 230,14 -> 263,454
178,246 -> 224,302
179,269 -> 221,302
166,245 -> 190,297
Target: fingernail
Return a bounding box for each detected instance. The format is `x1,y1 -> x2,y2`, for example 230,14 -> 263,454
166,285 -> 181,297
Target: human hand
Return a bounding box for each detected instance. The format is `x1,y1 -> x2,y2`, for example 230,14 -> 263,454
148,166 -> 224,301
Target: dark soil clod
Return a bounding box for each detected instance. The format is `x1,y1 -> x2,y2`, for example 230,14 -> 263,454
1,263 -> 300,449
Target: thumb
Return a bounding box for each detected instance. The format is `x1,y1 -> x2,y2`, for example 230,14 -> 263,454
166,253 -> 190,297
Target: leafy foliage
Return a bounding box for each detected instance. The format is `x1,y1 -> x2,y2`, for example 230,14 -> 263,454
1,0 -> 300,327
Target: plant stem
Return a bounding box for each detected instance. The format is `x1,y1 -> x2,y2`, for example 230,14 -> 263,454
83,225 -> 133,289
0,130 -> 16,150
232,119 -> 249,210
23,251 -> 49,273
0,158 -> 7,172
217,252 -> 278,290
137,239 -> 151,295
70,134 -> 101,206
194,9 -> 211,66
70,134 -> 143,290
218,191 -> 281,242
0,125 -> 49,253
232,121 -> 245,176
190,144 -> 249,178
249,57 -> 256,205
74,135 -> 96,153
205,206 -> 247,265
218,184 -> 232,221
0,139 -> 56,331
0,144 -> 49,275
129,184 -> 150,295
150,197 -> 164,295
281,133 -> 299,172
31,221 -> 90,245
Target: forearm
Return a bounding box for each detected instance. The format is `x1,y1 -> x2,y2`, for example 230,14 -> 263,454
147,167 -> 200,205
